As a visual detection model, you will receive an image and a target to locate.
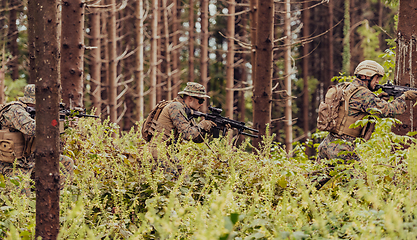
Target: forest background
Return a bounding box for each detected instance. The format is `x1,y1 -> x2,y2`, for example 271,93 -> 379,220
0,0 -> 405,151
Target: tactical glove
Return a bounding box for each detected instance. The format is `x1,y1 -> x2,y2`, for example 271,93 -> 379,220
404,90 -> 417,101
198,120 -> 216,132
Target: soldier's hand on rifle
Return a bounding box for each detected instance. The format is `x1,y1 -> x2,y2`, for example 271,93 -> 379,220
404,90 -> 417,101
198,120 -> 216,132
377,92 -> 390,101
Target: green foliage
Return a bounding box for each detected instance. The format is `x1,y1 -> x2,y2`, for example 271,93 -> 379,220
357,21 -> 384,62
3,78 -> 27,103
0,117 -> 417,238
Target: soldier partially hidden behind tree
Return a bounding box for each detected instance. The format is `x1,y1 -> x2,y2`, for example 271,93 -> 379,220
142,82 -> 217,161
0,84 -> 74,192
317,60 -> 417,162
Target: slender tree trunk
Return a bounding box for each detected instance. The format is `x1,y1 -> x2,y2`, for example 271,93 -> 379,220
393,0 -> 417,135
28,0 -> 36,84
33,0 -> 61,238
172,0 -> 179,98
107,0 -> 117,123
150,0 -> 158,108
101,10 -> 109,118
163,0 -> 172,100
136,0 -> 145,121
90,4 -> 101,115
327,0 -> 334,90
284,0 -> 292,152
7,0 -> 19,81
61,0 -> 85,109
226,0 -> 235,119
250,0 -> 257,86
189,0 -> 195,82
253,0 -> 273,149
302,0 -> 310,142
342,0 -> 351,74
200,0 -> 209,112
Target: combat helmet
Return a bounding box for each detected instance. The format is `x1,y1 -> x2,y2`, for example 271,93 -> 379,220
354,60 -> 385,77
178,82 -> 210,98
19,84 -> 35,104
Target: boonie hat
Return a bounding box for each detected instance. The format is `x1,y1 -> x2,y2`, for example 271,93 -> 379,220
19,84 -> 35,104
178,82 -> 210,98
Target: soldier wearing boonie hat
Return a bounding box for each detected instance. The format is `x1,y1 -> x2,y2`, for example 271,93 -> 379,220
144,82 -> 216,166
0,84 -> 74,195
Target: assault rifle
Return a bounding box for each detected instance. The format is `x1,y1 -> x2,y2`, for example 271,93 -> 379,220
374,81 -> 417,98
190,106 -> 259,138
26,103 -> 99,120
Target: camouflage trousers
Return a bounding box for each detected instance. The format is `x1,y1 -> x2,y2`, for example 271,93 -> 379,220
317,133 -> 360,162
0,154 -> 74,190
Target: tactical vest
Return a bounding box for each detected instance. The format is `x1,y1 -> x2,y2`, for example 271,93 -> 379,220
142,99 -> 178,142
333,83 -> 367,137
0,102 -> 35,163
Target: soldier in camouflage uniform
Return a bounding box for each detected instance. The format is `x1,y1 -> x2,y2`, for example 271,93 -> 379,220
147,82 -> 216,160
0,84 -> 74,190
317,60 -> 417,162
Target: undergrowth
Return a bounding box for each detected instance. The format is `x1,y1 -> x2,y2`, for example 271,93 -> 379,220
1,116 -> 417,239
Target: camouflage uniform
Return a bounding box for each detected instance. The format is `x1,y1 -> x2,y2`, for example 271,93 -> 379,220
317,78 -> 407,161
0,84 -> 74,189
147,82 -> 212,160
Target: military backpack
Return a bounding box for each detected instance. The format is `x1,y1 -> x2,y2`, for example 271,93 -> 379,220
317,82 -> 365,135
142,100 -> 174,142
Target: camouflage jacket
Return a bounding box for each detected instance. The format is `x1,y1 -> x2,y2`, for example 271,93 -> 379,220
152,97 -> 204,143
348,78 -> 406,118
0,101 -> 35,136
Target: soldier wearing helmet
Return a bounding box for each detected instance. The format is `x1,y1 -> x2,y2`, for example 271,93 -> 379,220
145,82 -> 216,162
317,60 -> 417,162
0,84 -> 73,193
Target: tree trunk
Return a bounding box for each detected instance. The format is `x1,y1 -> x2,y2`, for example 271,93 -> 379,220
163,0 -> 172,100
89,4 -> 101,115
150,0 -> 158,109
107,0 -> 117,123
33,0 -> 61,238
172,0 -> 180,98
200,0 -> 209,113
27,0 -> 36,84
393,0 -> 417,135
302,0 -> 310,142
189,0 -> 195,82
252,0 -> 273,149
284,0 -> 292,153
250,0 -> 257,86
326,0 -> 334,90
61,0 -> 85,109
342,0 -> 351,74
226,0 -> 235,119
7,0 -> 19,81
136,0 -> 145,121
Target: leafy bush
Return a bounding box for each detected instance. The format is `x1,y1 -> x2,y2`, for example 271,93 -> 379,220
1,117 -> 417,239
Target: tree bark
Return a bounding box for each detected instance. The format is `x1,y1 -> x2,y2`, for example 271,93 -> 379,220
250,0 -> 257,86
61,0 -> 85,109
28,0 -> 36,84
107,0 -> 117,123
393,0 -> 417,135
172,0 -> 180,98
163,0 -> 172,100
252,0 -> 273,149
302,0 -> 310,141
89,3 -> 101,115
189,0 -> 195,82
226,0 -> 235,119
150,0 -> 158,108
136,0 -> 145,121
200,0 -> 209,112
33,0 -> 61,238
284,0 -> 292,153
7,0 -> 19,81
